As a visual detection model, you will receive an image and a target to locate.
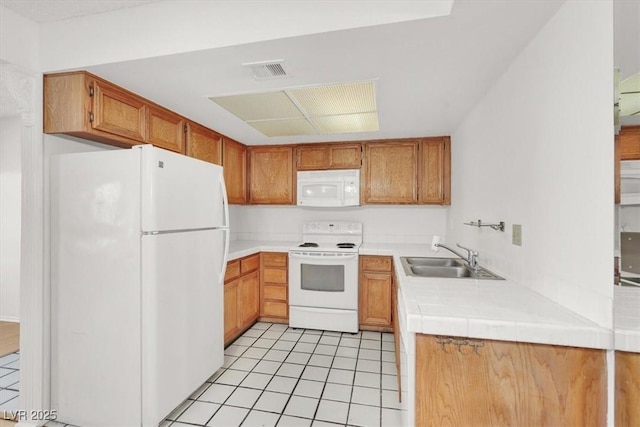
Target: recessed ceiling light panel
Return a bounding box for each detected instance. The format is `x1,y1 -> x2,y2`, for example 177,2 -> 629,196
209,80 -> 379,137
311,113 -> 379,134
288,81 -> 376,117
248,118 -> 317,137
210,91 -> 303,121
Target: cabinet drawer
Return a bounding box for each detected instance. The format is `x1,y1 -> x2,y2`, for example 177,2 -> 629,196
263,268 -> 287,284
225,260 -> 240,282
241,254 -> 260,274
262,252 -> 287,267
263,284 -> 287,301
361,256 -> 392,272
263,301 -> 288,318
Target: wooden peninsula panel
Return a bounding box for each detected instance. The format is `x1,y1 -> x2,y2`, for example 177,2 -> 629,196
415,334 -> 606,427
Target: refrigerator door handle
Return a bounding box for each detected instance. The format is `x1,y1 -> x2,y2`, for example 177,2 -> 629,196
220,176 -> 229,228
219,176 -> 230,287
220,228 -> 230,287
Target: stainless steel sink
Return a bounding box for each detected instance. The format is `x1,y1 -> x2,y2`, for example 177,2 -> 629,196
400,257 -> 504,280
403,257 -> 462,267
410,266 -> 472,278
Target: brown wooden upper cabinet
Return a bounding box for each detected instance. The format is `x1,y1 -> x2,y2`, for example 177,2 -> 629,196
296,143 -> 362,170
620,126 -> 640,160
45,71 -> 151,148
147,104 -> 185,154
223,137 -> 248,205
248,146 -> 295,205
363,137 -> 450,205
44,71 -> 197,154
419,137 -> 451,204
364,140 -> 419,204
185,121 -> 222,165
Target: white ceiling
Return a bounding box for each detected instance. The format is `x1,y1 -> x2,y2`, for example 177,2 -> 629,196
0,0 -> 166,23
2,0 -> 639,139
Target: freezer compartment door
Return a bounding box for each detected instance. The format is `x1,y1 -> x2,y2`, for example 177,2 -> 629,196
141,228 -> 227,426
139,145 -> 228,232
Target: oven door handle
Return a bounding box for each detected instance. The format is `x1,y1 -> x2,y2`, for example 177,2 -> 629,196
289,251 -> 358,260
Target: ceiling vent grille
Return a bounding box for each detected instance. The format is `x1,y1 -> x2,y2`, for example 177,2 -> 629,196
243,60 -> 288,80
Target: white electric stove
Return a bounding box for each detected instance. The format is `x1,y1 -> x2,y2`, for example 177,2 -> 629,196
288,221 -> 363,333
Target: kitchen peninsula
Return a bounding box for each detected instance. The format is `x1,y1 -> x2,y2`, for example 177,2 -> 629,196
227,239 -> 612,427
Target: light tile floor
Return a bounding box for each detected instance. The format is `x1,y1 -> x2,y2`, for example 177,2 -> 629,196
164,322 -> 404,427
0,352 -> 20,413
12,323 -> 406,426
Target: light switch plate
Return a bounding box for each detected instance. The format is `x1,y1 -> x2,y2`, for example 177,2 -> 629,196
512,224 -> 522,246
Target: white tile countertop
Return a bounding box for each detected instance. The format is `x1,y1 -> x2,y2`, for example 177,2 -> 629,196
227,240 -> 298,261
227,240 -> 613,350
614,286 -> 640,352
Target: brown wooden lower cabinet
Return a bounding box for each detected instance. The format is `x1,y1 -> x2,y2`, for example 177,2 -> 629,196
616,350 -> 640,427
223,254 -> 260,346
359,255 -> 393,332
260,252 -> 289,323
415,334 -> 606,427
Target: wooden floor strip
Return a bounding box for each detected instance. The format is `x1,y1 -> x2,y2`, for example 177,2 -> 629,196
0,321 -> 20,357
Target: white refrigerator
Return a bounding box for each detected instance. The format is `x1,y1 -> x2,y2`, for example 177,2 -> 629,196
50,145 -> 229,427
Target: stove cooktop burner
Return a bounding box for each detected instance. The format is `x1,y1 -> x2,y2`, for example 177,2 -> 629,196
337,243 -> 356,248
299,242 -> 319,248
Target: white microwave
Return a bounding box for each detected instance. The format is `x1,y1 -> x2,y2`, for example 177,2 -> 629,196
297,169 -> 360,207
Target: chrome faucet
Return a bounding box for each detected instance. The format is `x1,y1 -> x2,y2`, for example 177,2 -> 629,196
434,242 -> 480,272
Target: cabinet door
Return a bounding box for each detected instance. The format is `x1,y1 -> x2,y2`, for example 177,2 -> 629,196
147,105 -> 185,153
239,270 -> 260,327
419,137 -> 451,205
223,138 -> 248,204
329,144 -> 361,169
363,141 -> 418,203
260,252 -> 289,321
91,79 -> 146,142
620,126 -> 640,160
359,271 -> 392,327
415,335 -> 606,427
249,146 -> 295,204
297,144 -> 362,170
616,351 -> 640,426
223,280 -> 240,344
297,145 -> 329,170
186,121 -> 222,165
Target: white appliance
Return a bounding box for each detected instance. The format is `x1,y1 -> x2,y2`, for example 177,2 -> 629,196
50,145 -> 229,427
297,169 -> 360,207
621,160 -> 640,205
288,221 -> 362,332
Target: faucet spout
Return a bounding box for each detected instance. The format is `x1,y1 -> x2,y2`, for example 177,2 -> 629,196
434,242 -> 480,272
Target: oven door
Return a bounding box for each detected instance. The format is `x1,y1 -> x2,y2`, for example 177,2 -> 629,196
289,251 -> 358,310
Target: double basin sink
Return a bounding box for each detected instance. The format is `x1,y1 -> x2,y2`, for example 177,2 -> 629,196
400,257 -> 504,280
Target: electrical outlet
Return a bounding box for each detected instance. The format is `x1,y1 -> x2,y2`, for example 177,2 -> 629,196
512,224 -> 522,246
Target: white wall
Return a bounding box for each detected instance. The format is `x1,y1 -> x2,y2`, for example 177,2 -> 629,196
0,116 -> 22,321
0,5 -> 40,71
449,1 -> 614,327
230,205 -> 448,245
